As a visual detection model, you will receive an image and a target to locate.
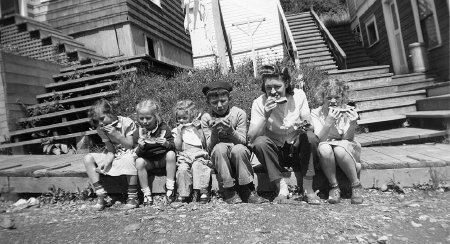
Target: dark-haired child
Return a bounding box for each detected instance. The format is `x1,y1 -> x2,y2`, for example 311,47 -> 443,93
84,99 -> 139,210
200,82 -> 267,204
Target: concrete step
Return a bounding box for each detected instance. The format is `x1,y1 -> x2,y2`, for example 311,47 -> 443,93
355,90 -> 426,111
424,81 -> 450,97
416,94 -> 450,111
328,65 -> 390,80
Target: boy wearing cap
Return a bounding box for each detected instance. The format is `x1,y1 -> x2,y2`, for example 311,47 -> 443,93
201,81 -> 266,204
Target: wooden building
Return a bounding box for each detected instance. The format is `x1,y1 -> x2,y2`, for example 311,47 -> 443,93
9,0 -> 194,68
190,0 -> 288,68
346,0 -> 449,80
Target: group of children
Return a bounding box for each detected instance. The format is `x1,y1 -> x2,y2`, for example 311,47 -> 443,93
84,81 -> 253,210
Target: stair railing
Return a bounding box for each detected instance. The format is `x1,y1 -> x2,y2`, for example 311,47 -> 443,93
310,7 -> 347,69
277,0 -> 299,67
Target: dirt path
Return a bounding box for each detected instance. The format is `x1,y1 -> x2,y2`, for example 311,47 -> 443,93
0,189 -> 449,243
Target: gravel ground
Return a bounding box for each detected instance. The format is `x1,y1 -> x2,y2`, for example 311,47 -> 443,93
0,188 -> 449,244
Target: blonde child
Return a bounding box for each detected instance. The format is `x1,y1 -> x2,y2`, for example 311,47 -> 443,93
84,99 -> 139,210
173,100 -> 212,203
134,99 -> 177,205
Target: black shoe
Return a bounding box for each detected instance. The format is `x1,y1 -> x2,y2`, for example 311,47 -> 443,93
246,191 -> 269,204
199,192 -> 211,204
222,187 -> 242,204
191,190 -> 200,203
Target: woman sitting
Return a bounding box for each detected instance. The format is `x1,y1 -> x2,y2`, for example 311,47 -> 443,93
311,78 -> 363,204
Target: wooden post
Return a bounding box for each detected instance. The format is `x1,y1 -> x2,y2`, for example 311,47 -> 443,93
211,0 -> 228,74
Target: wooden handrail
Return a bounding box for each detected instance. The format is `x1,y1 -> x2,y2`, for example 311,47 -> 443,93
310,7 -> 347,69
277,0 -> 298,66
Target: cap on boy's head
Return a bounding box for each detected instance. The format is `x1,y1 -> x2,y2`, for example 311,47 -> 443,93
202,81 -> 233,95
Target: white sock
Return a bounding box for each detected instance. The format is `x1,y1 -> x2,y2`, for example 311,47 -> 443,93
142,186 -> 151,196
95,188 -> 107,196
277,178 -> 289,196
303,176 -> 314,195
166,179 -> 175,190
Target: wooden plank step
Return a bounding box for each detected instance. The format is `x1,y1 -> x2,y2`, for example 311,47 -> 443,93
301,59 -> 336,66
297,39 -> 324,47
349,79 -> 434,99
358,101 -> 417,120
45,68 -> 136,91
354,90 -> 426,111
298,55 -> 333,63
355,127 -> 446,147
357,115 -> 407,126
297,47 -> 329,55
343,72 -> 393,90
8,118 -> 91,137
328,65 -> 390,79
37,80 -> 118,101
18,106 -> 91,123
293,35 -> 323,43
53,59 -> 147,81
59,54 -> 149,73
369,146 -> 448,168
27,90 -> 119,110
406,110 -> 450,119
0,130 -> 97,149
288,21 -> 316,28
416,94 -> 450,111
297,51 -> 331,59
391,73 -> 430,83
293,32 -> 322,40
424,81 -> 450,97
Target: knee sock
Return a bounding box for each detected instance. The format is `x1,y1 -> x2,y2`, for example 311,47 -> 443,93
166,179 -> 175,196
303,176 -> 314,194
275,178 -> 289,196
93,181 -> 106,196
127,184 -> 138,199
142,186 -> 151,197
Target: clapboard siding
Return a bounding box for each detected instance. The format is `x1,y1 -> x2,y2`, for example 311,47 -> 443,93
397,0 -> 418,73
191,0 -> 284,67
428,0 -> 449,80
359,0 -> 393,70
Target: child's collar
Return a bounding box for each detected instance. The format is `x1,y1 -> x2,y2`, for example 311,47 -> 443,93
211,106 -> 231,118
150,123 -> 159,134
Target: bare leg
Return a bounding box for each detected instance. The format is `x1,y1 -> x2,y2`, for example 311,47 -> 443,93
84,154 -> 100,184
165,151 -> 177,181
333,147 -> 359,184
136,157 -> 155,189
317,144 -> 337,186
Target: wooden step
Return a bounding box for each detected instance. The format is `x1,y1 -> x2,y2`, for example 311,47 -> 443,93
27,90 -> 119,110
288,21 -> 316,28
355,128 -> 446,147
357,115 -> 407,126
349,78 -> 434,99
297,46 -> 329,55
355,90 -> 426,111
357,101 -> 418,120
297,39 -> 324,47
8,118 -> 91,138
53,58 -> 147,81
293,35 -> 323,43
301,59 -> 336,66
0,130 -> 97,150
416,94 -> 450,111
37,80 -> 118,102
297,50 -> 331,59
406,110 -> 450,119
45,68 -> 136,91
344,73 -> 393,89
286,12 -> 311,20
298,55 -> 333,63
328,65 -> 390,80
18,106 -> 91,123
424,81 -> 450,97
59,54 -> 148,73
293,26 -> 318,32
293,32 -> 322,40
391,73 -> 430,83
292,29 -> 320,36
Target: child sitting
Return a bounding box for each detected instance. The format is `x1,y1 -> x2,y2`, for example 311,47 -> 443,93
173,100 -> 212,203
134,99 -> 177,205
84,99 -> 139,210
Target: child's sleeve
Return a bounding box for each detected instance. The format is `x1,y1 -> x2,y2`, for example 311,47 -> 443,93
96,128 -> 110,143
163,124 -> 176,151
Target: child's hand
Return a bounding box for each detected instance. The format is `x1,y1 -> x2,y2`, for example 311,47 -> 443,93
346,108 -> 359,122
138,137 -> 146,148
155,138 -> 169,147
325,107 -> 342,126
103,124 -> 119,137
192,113 -> 202,128
218,118 -> 233,134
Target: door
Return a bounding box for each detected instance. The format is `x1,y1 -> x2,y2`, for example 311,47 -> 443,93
383,0 -> 409,74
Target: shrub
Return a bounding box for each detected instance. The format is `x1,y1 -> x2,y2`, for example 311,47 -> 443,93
114,59 -> 327,128
320,10 -> 350,27
280,0 -> 347,15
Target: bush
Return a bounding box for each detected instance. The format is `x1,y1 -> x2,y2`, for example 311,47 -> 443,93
114,59 -> 327,128
280,0 -> 347,15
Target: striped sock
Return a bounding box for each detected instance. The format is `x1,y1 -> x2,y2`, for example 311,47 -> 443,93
127,184 -> 138,199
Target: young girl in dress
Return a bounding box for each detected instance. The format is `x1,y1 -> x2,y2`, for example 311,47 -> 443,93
311,79 -> 363,204
134,99 -> 177,205
173,100 -> 212,203
84,99 -> 139,210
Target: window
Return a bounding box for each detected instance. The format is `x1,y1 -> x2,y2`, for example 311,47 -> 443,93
365,16 -> 379,47
1,0 -> 19,17
146,37 -> 156,58
417,0 -> 441,49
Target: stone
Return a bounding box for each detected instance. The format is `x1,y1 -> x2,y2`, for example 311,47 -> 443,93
124,223 -> 141,232
377,236 -> 388,243
411,221 -> 422,227
0,216 -> 15,229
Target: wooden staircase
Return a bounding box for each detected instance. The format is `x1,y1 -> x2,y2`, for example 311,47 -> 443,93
286,12 -> 338,72
0,14 -> 104,65
0,55 -> 181,154
328,25 -> 377,69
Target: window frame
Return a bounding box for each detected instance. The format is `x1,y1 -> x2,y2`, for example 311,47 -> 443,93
415,0 -> 442,50
365,15 -> 379,47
